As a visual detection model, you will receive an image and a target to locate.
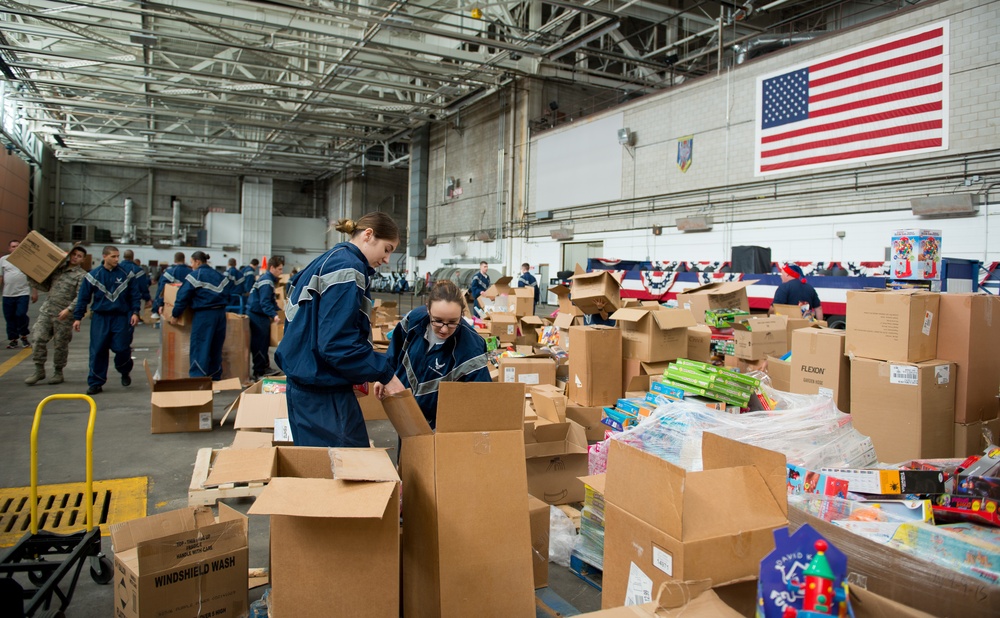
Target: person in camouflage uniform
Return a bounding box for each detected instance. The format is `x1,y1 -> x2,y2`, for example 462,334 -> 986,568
25,246 -> 87,385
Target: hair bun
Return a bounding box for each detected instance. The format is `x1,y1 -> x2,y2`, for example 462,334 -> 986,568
335,218 -> 357,234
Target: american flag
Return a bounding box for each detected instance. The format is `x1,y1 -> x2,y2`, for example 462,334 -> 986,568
754,21 -> 949,176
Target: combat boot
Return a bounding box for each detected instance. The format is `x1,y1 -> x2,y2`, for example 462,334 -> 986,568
24,365 -> 46,385
47,369 -> 64,385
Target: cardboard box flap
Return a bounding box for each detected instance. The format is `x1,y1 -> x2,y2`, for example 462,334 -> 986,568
771,303 -> 805,316
651,308 -> 697,330
604,440 -> 685,538
702,432 -> 788,516
213,377 -> 244,391
521,315 -> 545,326
655,580 -> 744,617
233,393 -> 288,430
553,313 -> 577,329
231,430 -> 275,449
143,358 -> 155,389
525,422 -> 589,458
331,448 -> 400,483
248,477 -> 396,519
682,280 -> 756,295
204,447 -> 277,488
640,361 -> 672,376
110,506 -> 208,553
150,390 -> 213,409
681,466 -> 788,539
436,382 -> 525,433
732,316 -> 787,333
609,307 -> 650,324
532,390 -> 568,423
578,473 -> 606,495
382,389 -> 434,438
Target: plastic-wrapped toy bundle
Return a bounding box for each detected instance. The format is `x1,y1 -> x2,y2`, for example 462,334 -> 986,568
587,379 -> 876,475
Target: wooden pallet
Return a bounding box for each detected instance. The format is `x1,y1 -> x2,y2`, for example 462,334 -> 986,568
188,448 -> 268,506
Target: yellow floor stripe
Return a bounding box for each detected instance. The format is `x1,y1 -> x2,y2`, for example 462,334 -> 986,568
0,477 -> 148,547
0,347 -> 32,378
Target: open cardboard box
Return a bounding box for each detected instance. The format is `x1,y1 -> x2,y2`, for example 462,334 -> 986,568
110,504 -> 248,618
524,420 -> 589,504
382,383 -> 535,617
601,433 -> 788,608
143,360 -> 214,434
611,306 -> 695,362
570,270 -> 622,315
732,315 -> 788,360
675,280 -> 754,324
248,448 -> 400,617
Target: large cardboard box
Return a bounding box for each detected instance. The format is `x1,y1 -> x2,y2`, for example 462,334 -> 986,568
601,433 -> 787,608
845,290 -> 940,362
936,293 -> 1000,423
789,505 -> 1000,617
524,420 -> 589,504
766,356 -> 791,392
610,307 -> 695,362
221,312 -> 250,384
500,356 -> 557,386
144,361 -> 214,434
110,505 -> 248,618
732,315 -> 788,360
519,315 -> 546,345
850,357 -> 956,462
528,495 -> 550,589
382,383 -> 535,618
686,325 -> 713,363
549,284 -> 584,317
790,327 -> 851,412
771,303 -> 828,341
675,281 -> 754,324
6,230 -> 66,283
570,270 -> 622,315
248,448 -> 400,617
567,325 -> 623,407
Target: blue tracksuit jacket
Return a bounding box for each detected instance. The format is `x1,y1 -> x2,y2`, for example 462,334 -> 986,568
153,263 -> 192,313
171,265 -> 230,314
469,271 -> 490,302
74,265 -> 140,320
248,271 -> 279,317
120,261 -> 151,302
275,242 -> 394,389
385,305 -> 490,427
517,271 -> 540,303
240,265 -> 257,295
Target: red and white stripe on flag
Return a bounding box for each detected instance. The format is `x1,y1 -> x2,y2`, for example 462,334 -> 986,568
754,21 -> 949,176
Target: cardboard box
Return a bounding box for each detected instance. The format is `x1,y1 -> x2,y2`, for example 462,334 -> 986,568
766,356 -> 791,392
610,307 -> 695,362
771,303 -> 828,341
675,281 -> 754,324
549,284 -> 584,317
248,448 -> 400,617
358,382 -> 388,421
567,326 -> 623,407
163,283 -> 192,327
850,357 -> 955,462
499,357 -> 557,386
601,433 -> 787,608
686,325 -> 713,362
222,312 -> 250,384
570,270 -> 622,315
955,417 -> 1000,458
936,294 -> 1000,423
6,230 -> 66,283
489,312 -> 519,343
789,505 -> 1000,617
110,505 -> 248,618
732,316 -> 788,360
524,420 -> 589,504
519,315 -> 546,345
790,327 -> 851,412
566,403 -> 605,442
845,290 -> 940,362
144,360 -> 214,434
382,383 -> 536,617
577,580 -> 745,617
528,495 -> 550,589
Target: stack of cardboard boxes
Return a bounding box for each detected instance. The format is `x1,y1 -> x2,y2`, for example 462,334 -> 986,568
846,290 -> 955,462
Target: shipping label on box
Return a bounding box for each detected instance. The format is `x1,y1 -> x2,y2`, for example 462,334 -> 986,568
499,357 -> 557,386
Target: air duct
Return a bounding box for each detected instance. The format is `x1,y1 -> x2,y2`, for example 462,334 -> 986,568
734,34 -> 818,64
911,195 -> 980,218
171,198 -> 183,244
122,197 -> 136,243
677,216 -> 714,232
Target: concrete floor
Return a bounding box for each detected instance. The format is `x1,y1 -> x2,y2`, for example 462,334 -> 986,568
0,293 -> 601,617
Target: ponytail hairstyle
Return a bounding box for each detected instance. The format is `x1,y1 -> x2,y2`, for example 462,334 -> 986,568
334,212 -> 400,242
426,279 -> 465,312
191,250 -> 210,264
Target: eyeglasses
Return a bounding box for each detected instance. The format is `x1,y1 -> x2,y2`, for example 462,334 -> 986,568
429,319 -> 461,330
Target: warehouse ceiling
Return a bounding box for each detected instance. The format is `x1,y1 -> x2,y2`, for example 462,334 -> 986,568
0,0 -> 912,179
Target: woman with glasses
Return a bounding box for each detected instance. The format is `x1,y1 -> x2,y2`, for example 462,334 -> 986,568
375,279 -> 491,428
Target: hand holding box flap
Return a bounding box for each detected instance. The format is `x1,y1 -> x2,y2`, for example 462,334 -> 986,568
249,477 -> 396,519
382,389 -> 434,437
203,447 -> 278,488
330,447 -> 400,482
435,382 -> 526,432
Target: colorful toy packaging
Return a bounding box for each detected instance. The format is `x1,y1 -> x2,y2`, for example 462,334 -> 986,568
891,229 -> 941,281
756,524 -> 850,618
